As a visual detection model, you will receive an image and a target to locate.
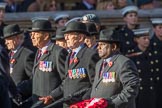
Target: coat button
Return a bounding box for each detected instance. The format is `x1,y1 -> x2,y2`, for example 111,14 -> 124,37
150,86 -> 153,90
154,51 -> 157,54
156,77 -> 160,81
150,78 -> 153,81
138,69 -> 141,73
150,61 -> 154,64
95,88 -> 98,91
155,60 -> 159,63
125,33 -> 128,37
149,53 -> 152,56
126,41 -> 130,45
140,87 -> 143,90
153,42 -> 157,46
139,78 -> 142,81
156,68 -> 159,72
136,61 -> 140,64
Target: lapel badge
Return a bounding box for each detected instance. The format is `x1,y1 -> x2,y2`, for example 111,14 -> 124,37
43,50 -> 48,54
108,61 -> 113,67
73,57 -> 79,64
10,59 -> 16,64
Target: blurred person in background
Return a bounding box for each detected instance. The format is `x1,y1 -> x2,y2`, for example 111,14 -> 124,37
72,0 -> 97,10
51,26 -> 68,49
137,0 -> 154,9
85,22 -> 98,50
4,0 -> 21,12
27,0 -> 43,12
81,13 -> 101,32
113,0 -> 133,9
96,0 -> 115,10
113,5 -> 139,55
0,3 -> 7,47
54,14 -> 70,28
126,28 -> 156,108
150,18 -> 162,108
40,0 -> 57,11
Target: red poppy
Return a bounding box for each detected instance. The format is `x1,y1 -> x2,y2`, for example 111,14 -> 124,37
10,59 -> 16,64
73,57 -> 78,64
108,61 -> 113,67
43,50 -> 48,54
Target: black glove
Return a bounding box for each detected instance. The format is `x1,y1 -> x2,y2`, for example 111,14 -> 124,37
12,93 -> 23,106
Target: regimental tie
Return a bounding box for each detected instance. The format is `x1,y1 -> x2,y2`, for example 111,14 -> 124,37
99,61 -> 107,78
10,51 -> 15,59
69,51 -> 76,65
37,50 -> 42,61
9,51 -> 15,74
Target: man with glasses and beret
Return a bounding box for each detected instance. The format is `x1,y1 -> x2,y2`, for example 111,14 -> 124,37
43,21 -> 100,108
89,29 -> 139,108
28,19 -> 68,107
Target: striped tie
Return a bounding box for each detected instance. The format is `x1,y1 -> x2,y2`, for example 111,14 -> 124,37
99,61 -> 107,77
10,51 -> 15,59
69,52 -> 76,65
37,50 -> 42,61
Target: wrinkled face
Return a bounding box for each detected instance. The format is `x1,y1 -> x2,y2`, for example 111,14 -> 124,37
30,31 -> 49,48
55,39 -> 67,49
124,12 -> 138,25
84,36 -> 96,48
97,42 -> 113,59
0,9 -> 5,21
64,32 -> 84,49
135,36 -> 150,49
153,24 -> 162,41
5,36 -> 19,50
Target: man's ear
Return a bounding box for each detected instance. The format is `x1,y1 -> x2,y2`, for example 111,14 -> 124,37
78,34 -> 85,42
112,43 -> 117,51
44,32 -> 50,40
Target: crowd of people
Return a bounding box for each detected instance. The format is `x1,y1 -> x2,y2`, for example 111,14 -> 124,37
0,0 -> 161,12
0,1 -> 162,108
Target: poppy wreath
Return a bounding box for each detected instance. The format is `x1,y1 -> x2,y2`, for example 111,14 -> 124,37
70,98 -> 108,108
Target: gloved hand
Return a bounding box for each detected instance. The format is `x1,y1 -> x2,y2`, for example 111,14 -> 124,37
12,93 -> 23,106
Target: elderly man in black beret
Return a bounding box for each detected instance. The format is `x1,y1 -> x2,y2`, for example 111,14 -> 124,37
28,19 -> 68,107
89,29 -> 139,108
